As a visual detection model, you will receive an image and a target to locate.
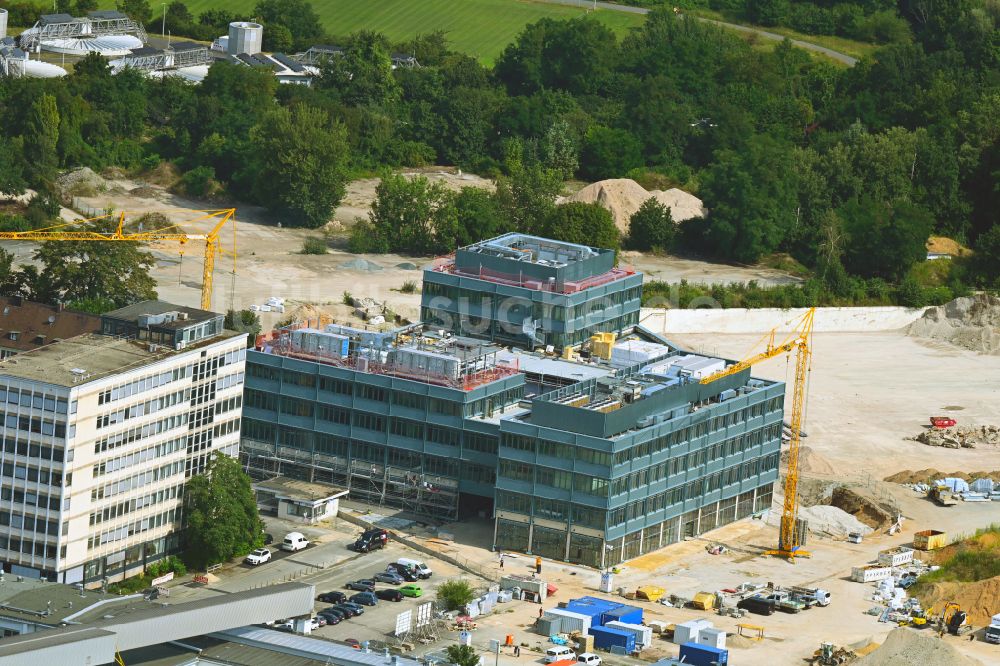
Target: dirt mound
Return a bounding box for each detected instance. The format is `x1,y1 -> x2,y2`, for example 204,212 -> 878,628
649,188 -> 706,222
56,167 -> 108,199
766,503 -> 872,537
911,425 -> 1000,449
926,235 -> 972,257
781,446 -> 837,476
830,486 -> 893,529
566,178 -> 704,234
854,627 -> 982,666
906,294 -> 1000,354
724,634 -> 759,649
884,469 -> 1000,484
915,576 -> 1000,628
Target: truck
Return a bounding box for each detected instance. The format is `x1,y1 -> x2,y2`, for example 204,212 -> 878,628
983,613 -> 1000,644
788,586 -> 832,607
928,485 -> 959,507
764,592 -> 806,613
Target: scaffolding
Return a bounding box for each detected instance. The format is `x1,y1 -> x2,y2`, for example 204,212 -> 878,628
19,12 -> 148,51
111,42 -> 210,73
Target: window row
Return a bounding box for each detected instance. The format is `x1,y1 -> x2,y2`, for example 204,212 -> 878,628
92,436 -> 185,478
0,389 -> 69,414
93,413 -> 189,453
0,437 -> 68,463
0,462 -> 66,487
91,460 -> 185,501
96,389 -> 189,429
0,485 -> 63,511
90,483 -> 183,527
88,507 -> 179,550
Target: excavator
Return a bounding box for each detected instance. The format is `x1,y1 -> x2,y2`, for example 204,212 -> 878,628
930,602 -> 971,636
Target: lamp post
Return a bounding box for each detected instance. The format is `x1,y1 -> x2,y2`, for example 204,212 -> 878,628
162,3 -> 167,39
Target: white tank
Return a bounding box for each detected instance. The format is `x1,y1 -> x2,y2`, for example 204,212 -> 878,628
227,21 -> 262,56
0,9 -> 8,40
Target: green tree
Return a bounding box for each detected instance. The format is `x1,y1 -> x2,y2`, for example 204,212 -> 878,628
493,141 -> 562,236
628,198 -> 675,251
445,645 -> 480,666
76,0 -> 100,12
247,105 -> 349,228
164,1 -> 195,35
253,0 -> 325,49
317,31 -> 400,107
263,23 -> 294,53
23,219 -> 157,307
438,579 -> 476,611
746,0 -> 790,26
451,187 -> 504,247
541,119 -> 579,179
840,198 -> 933,280
225,309 -> 263,346
0,138 -> 26,197
363,173 -> 455,254
182,452 -> 264,569
971,224 -> 1000,288
580,126 -> 643,181
24,94 -> 60,188
543,202 -> 620,252
117,0 -> 152,24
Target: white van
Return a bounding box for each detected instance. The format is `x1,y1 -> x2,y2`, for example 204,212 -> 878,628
397,557 -> 432,579
545,647 -> 576,663
281,532 -> 309,552
577,653 -> 602,666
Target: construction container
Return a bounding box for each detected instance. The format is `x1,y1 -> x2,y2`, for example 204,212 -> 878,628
604,621 -> 653,649
536,617 -> 561,636
691,592 -> 717,611
673,619 -> 711,645
679,642 -> 729,666
545,608 -> 592,634
588,626 -> 636,653
566,597 -> 622,622
601,604 -> 643,626
877,548 -> 914,567
851,565 -> 893,583
696,627 -> 727,650
913,529 -> 948,550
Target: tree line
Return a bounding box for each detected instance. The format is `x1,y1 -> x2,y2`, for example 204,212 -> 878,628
0,2 -> 997,309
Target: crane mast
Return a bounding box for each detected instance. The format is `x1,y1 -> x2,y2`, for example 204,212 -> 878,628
700,307 -> 815,560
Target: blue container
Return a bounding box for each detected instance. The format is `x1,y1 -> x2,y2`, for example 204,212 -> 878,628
588,626 -> 636,653
566,596 -> 622,621
679,642 -> 729,666
600,604 -> 643,626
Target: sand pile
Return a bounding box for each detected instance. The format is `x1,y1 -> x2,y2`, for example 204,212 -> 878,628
780,446 -> 837,476
830,486 -> 894,529
56,167 -> 108,198
915,576 -> 1000,627
854,627 -> 982,666
911,425 -> 1000,449
885,469 -> 1000,484
906,294 -> 1000,354
566,178 -> 704,234
766,504 -> 873,537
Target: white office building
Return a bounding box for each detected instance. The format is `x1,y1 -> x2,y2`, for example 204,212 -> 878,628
0,301 -> 246,586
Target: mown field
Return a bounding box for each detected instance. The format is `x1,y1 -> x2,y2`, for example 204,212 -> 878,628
148,0 -> 646,62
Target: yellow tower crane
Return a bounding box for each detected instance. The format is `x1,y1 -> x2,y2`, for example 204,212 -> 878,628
0,208 -> 237,311
699,307 -> 816,560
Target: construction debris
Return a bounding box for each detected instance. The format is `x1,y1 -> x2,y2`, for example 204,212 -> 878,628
910,425 -> 1000,449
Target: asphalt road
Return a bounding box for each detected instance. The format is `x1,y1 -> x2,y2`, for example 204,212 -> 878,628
539,0 -> 860,66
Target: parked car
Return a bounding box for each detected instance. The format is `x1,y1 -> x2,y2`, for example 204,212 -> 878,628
281,532 -> 310,552
345,579 -> 376,592
320,606 -> 350,621
353,528 -> 389,553
317,611 -> 342,626
737,595 -> 776,616
374,570 -> 404,585
399,584 -> 423,598
244,548 -> 271,566
545,647 -> 576,663
340,601 -> 365,614
272,619 -> 295,632
387,563 -> 419,581
375,588 -> 404,602
350,591 -> 379,606
577,653 -> 602,666
343,638 -> 362,649
317,590 -> 347,604
307,617 -> 324,631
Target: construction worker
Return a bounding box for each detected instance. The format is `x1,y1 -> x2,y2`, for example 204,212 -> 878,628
535,556 -> 542,574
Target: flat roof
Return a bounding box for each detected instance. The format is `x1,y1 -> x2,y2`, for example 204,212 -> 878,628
497,348 -> 612,383
0,330 -> 242,388
103,300 -> 222,329
0,583 -> 139,625
463,233 -> 607,267
255,476 -> 348,502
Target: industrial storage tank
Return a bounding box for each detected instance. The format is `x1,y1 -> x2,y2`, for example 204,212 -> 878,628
227,21 -> 262,56
0,9 -> 8,40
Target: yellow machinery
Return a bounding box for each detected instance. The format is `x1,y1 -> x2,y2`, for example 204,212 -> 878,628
699,308 -> 816,560
0,208 -> 236,311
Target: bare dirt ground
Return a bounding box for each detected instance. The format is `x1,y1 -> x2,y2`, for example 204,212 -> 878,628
7,169 -> 802,333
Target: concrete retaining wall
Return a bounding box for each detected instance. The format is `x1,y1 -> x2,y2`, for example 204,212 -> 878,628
640,306 -> 928,334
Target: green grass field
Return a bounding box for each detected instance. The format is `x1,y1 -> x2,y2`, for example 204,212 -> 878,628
149,0 -> 646,62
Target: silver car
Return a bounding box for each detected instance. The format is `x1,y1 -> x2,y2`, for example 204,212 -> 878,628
374,570 -> 404,585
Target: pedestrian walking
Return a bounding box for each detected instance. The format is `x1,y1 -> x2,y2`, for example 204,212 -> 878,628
514,646 -> 521,657
499,554 -> 505,569
538,607 -> 543,618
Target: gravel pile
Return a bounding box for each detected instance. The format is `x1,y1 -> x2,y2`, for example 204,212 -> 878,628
906,294 -> 1000,354
854,627 -> 982,666
765,504 -> 873,537
566,178 -> 705,234
911,425 -> 1000,449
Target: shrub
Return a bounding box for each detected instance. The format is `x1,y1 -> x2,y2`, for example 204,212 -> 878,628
437,579 -> 475,611
342,291 -> 354,306
301,236 -> 328,254
400,280 -> 419,294
179,166 -> 216,198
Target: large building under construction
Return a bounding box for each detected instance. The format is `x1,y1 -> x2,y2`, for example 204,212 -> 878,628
241,235 -> 783,567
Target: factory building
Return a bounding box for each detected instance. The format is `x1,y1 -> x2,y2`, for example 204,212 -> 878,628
421,234 -> 642,350
0,301 -> 246,585
242,233 -> 784,566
